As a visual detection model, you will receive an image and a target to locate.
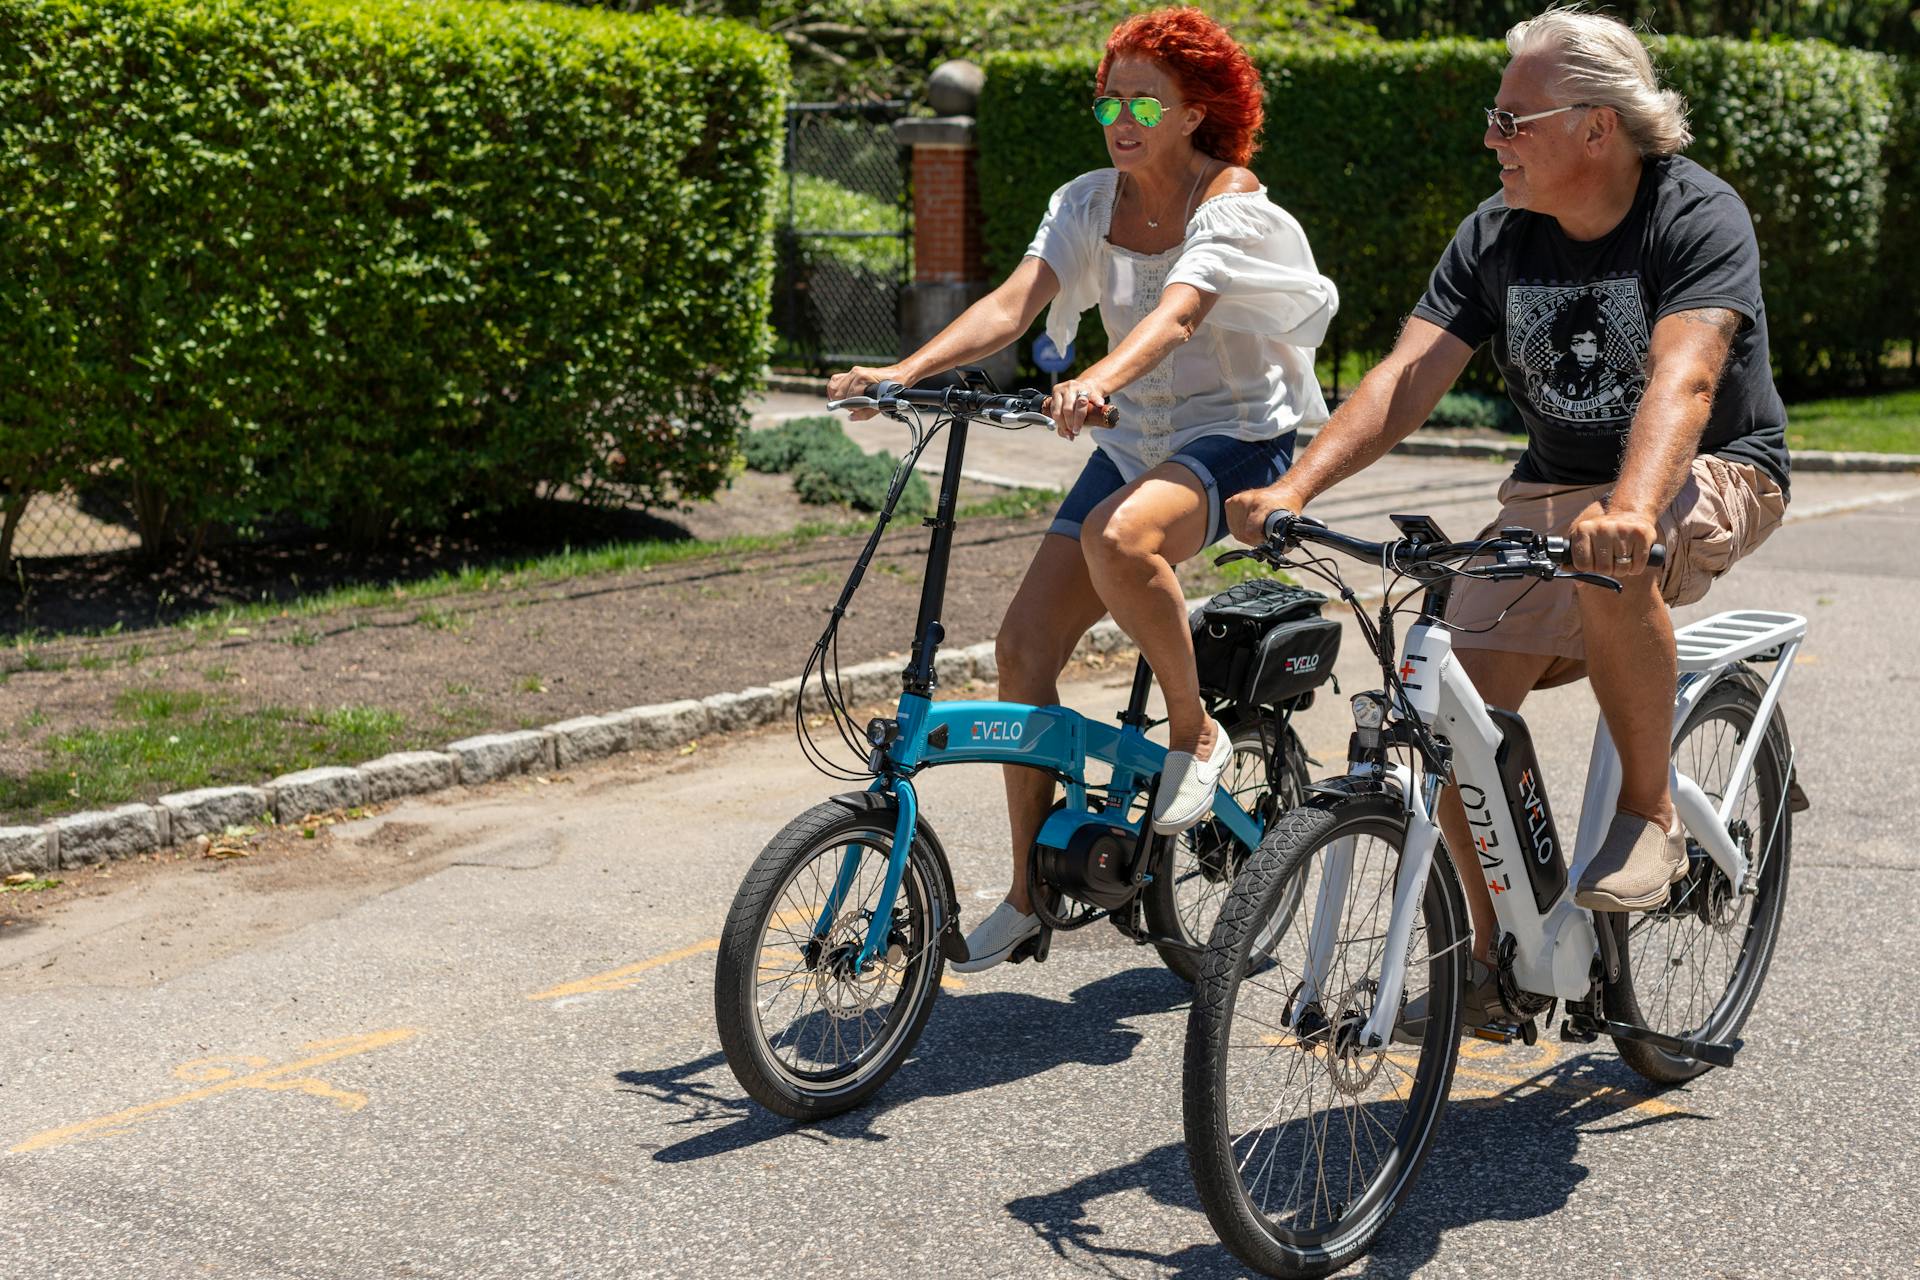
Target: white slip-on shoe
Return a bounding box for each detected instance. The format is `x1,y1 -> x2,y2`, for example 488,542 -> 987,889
949,900 -> 1042,974
1151,717 -> 1231,835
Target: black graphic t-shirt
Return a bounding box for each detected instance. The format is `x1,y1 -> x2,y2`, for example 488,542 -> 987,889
1412,155 -> 1790,493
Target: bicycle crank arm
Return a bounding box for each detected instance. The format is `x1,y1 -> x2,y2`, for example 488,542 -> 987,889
1602,1020 -> 1741,1069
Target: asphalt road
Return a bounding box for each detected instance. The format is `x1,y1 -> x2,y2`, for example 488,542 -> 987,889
3,480 -> 1918,1278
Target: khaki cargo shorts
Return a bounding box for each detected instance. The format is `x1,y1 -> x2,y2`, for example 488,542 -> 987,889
1448,454 -> 1787,681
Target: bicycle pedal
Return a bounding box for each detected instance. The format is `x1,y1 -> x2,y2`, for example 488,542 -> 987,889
1559,1022 -> 1600,1045
1008,929 -> 1053,965
1466,1021 -> 1524,1046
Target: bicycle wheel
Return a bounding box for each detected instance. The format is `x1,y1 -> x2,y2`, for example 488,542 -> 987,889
1144,712 -> 1310,984
1185,797 -> 1467,1278
1606,673 -> 1794,1085
715,792 -> 950,1120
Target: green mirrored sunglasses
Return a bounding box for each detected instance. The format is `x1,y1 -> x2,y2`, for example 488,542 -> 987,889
1092,95 -> 1164,128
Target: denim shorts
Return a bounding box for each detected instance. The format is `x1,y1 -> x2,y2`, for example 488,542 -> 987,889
1048,433 -> 1294,550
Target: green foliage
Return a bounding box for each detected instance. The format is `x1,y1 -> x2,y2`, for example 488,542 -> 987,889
0,0 -> 786,553
623,0 -> 1367,102
743,416 -> 930,514
1428,391 -> 1521,433
1666,38 -> 1899,388
979,38 -> 1912,394
1350,1 -> 1918,54
788,173 -> 905,276
1880,58 -> 1920,357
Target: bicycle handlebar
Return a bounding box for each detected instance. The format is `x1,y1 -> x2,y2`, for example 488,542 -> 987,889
1258,510 -> 1664,588
826,381 -> 1118,430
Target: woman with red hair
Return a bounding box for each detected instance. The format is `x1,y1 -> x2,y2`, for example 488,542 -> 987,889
828,8 -> 1338,972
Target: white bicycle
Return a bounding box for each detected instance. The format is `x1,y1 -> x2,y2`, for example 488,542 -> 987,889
1182,511 -> 1807,1278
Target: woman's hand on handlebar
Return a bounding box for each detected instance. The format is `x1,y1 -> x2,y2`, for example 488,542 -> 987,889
827,365 -> 910,421
1042,378 -> 1109,441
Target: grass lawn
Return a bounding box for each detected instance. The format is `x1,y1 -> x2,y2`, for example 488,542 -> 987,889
1786,388 -> 1920,455
0,688 -> 414,823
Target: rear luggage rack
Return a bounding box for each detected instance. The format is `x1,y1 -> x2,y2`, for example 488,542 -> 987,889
1674,610 -> 1807,672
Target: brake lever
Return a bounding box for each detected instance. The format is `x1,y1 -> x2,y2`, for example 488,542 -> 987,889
826,395 -> 903,413
1213,546 -> 1286,569
1555,569 -> 1623,592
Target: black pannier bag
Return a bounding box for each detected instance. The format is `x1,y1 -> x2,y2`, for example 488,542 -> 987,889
1191,579 -> 1341,709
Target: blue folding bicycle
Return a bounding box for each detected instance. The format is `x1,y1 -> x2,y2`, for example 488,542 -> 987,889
713,379 -> 1341,1119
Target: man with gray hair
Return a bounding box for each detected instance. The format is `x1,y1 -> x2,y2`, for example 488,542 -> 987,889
1228,7 -> 1789,1030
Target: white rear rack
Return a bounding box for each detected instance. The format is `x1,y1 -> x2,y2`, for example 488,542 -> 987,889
1674,609 -> 1807,672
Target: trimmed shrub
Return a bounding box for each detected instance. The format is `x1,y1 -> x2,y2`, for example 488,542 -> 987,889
1880,57 -> 1920,364
1351,1 -> 1920,56
744,416 -> 930,515
0,0 -> 786,552
978,38 -> 1907,393
1428,391 -> 1521,433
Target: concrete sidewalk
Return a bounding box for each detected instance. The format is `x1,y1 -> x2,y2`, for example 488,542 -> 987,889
751,388 -> 1920,543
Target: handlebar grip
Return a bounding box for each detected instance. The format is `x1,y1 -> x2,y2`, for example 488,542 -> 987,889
1092,402 -> 1118,429
1542,536 -> 1666,569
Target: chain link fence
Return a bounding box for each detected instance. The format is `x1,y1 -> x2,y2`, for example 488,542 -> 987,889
3,491 -> 139,562
773,101 -> 910,372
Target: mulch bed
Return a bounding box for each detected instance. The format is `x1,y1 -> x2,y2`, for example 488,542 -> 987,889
0,473 -> 1232,810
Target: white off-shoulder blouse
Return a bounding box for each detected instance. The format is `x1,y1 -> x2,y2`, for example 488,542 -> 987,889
1023,169 -> 1339,481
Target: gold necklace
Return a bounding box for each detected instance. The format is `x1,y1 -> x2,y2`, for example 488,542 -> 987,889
1135,160 -> 1213,230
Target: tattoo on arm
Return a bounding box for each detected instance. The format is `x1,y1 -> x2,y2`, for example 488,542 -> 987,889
1647,307 -> 1741,390
1675,307 -> 1741,340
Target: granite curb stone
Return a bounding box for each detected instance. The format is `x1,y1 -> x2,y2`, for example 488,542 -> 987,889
53,804 -> 168,867
447,731 -> 556,784
702,687 -> 781,735
545,717 -> 631,767
271,766 -> 369,821
608,700 -> 709,750
362,752 -> 460,804
159,786 -> 273,841
1,826 -> 56,876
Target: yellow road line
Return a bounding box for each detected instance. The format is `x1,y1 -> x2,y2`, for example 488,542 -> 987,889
528,910 -> 812,1002
530,910 -> 970,1002
11,1028 -> 417,1155
527,939 -> 722,1001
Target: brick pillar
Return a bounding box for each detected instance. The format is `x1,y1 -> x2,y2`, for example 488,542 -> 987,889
892,115 -> 1015,386
902,122 -> 983,284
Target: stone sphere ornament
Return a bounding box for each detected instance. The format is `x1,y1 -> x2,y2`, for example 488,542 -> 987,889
927,60 -> 985,117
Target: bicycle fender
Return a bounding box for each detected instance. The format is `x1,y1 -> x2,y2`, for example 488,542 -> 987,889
1301,774 -> 1406,809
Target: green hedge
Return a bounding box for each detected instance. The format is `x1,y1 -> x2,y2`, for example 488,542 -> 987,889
979,38 -> 1911,394
0,0 -> 786,555
1881,58 -> 1920,361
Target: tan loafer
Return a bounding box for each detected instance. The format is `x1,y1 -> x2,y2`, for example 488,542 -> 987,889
1574,812 -> 1688,912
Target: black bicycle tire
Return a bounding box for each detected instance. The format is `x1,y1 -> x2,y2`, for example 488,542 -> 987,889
1184,798 -> 1466,1278
714,793 -> 950,1120
1605,675 -> 1793,1084
1143,713 -> 1309,984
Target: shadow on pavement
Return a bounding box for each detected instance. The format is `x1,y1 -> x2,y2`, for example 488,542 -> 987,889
618,965 -> 1189,1163
1003,1047 -> 1708,1279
